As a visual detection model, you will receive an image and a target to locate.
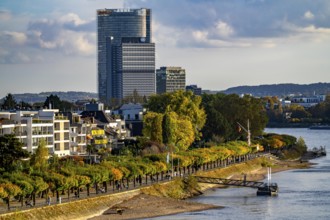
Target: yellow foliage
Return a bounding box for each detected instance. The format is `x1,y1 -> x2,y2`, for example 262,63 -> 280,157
154,161 -> 168,172
270,138 -> 284,149
111,168 -> 123,180
0,185 -> 8,198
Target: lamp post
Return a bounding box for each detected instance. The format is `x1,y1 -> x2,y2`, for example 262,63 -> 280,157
237,119 -> 251,146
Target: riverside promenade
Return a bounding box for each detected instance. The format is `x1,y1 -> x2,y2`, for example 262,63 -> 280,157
0,153 -> 263,215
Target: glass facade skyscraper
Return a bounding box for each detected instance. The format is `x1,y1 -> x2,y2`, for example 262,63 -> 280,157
97,8 -> 155,104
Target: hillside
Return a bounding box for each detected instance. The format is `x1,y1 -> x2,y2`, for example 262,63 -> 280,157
1,91 -> 98,103
221,82 -> 330,97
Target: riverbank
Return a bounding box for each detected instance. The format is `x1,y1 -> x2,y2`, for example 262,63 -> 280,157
89,157 -> 311,220
88,193 -> 220,220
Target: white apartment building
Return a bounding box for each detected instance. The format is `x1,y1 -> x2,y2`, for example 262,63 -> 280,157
290,95 -> 326,108
0,109 -> 70,156
69,113 -> 97,155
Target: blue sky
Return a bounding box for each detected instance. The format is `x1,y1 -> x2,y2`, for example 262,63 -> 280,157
1,0 -> 330,98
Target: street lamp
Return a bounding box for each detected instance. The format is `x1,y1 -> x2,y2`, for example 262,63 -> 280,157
237,119 -> 251,146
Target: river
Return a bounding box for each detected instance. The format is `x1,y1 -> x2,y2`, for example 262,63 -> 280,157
150,128 -> 330,220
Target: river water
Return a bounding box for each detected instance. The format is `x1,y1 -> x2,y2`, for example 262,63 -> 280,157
151,128 -> 330,220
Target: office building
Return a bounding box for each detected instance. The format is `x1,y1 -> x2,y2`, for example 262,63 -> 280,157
156,67 -> 186,94
186,85 -> 202,96
97,8 -> 156,105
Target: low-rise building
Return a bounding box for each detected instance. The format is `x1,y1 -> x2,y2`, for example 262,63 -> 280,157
290,95 -> 326,108
112,103 -> 145,137
186,85 -> 202,96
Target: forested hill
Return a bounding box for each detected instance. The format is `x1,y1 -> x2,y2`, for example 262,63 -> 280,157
222,83 -> 330,97
1,91 -> 98,103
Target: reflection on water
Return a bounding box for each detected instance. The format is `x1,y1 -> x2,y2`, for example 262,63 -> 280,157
150,128 -> 330,220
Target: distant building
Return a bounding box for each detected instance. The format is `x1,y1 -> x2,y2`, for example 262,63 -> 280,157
112,103 -> 145,136
156,67 -> 186,94
85,102 -> 104,111
97,8 -> 155,105
80,110 -> 128,146
290,95 -> 326,108
186,85 -> 202,96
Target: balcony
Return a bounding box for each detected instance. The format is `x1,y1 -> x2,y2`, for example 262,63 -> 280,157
32,119 -> 52,124
55,116 -> 68,120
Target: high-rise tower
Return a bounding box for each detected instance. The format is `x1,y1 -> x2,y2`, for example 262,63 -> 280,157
97,8 -> 155,105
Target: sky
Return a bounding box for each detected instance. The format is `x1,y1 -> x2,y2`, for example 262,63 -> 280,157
1,0 -> 330,98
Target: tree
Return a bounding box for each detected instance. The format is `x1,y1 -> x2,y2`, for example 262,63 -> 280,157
162,111 -> 194,151
0,182 -> 22,210
30,139 -> 49,172
308,95 -> 330,123
287,104 -> 311,119
0,134 -> 29,171
201,93 -> 268,143
1,93 -> 17,110
122,89 -> 145,104
43,94 -> 75,111
146,90 -> 206,144
143,112 -> 163,144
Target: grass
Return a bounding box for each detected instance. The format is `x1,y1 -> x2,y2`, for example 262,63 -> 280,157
0,190 -> 140,220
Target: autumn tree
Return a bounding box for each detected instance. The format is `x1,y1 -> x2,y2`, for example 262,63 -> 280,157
143,112 -> 163,143
146,90 -> 206,140
143,90 -> 206,151
162,111 -> 195,151
30,139 -> 49,171
0,182 -> 22,210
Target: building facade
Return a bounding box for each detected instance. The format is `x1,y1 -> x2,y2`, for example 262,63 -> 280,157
156,67 -> 186,94
186,84 -> 202,96
0,110 -> 70,156
97,8 -> 155,105
290,95 -> 326,108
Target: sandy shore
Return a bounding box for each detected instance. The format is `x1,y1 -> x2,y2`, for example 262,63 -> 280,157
88,193 -> 220,220
88,158 -> 311,220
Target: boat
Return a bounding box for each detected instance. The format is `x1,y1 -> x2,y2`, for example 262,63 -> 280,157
309,125 -> 330,130
257,183 -> 279,196
312,146 -> 327,156
257,167 -> 278,196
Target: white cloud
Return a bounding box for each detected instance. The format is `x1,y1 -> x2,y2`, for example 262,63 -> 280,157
0,13 -> 96,63
260,40 -> 277,48
0,31 -> 27,45
59,13 -> 87,25
192,30 -> 208,42
304,11 -> 314,20
214,21 -> 234,38
27,14 -> 96,55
